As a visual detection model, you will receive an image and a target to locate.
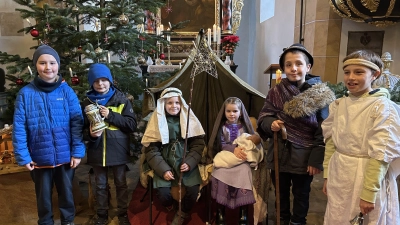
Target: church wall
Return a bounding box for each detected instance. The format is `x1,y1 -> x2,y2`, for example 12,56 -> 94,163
337,20 -> 400,83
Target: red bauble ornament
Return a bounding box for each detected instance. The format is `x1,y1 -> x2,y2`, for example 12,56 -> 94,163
159,53 -> 166,60
71,76 -> 80,85
16,78 -> 24,85
30,28 -> 39,37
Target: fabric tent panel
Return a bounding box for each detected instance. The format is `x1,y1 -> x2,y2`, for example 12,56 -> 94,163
144,51 -> 266,142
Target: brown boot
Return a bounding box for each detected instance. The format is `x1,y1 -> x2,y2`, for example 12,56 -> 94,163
171,211 -> 188,225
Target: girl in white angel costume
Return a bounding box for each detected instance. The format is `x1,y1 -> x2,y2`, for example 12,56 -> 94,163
322,50 -> 400,225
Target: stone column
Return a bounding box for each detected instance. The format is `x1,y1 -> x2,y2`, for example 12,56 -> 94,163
294,0 -> 342,84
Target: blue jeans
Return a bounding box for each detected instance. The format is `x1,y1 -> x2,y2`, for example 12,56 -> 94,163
92,164 -> 128,216
30,164 -> 75,225
157,184 -> 200,213
271,171 -> 313,224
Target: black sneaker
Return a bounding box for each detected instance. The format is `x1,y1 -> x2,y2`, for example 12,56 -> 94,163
118,213 -> 130,225
94,216 -> 108,225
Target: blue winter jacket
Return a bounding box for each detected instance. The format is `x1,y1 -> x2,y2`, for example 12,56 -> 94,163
13,81 -> 85,167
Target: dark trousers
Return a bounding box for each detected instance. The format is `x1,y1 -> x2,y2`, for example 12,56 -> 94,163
92,164 -> 128,217
30,164 -> 75,225
157,184 -> 199,213
271,171 -> 313,224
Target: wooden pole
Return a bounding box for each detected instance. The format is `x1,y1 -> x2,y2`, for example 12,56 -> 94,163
273,124 -> 286,225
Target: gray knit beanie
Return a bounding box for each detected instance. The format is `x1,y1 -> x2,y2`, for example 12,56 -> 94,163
32,45 -> 60,66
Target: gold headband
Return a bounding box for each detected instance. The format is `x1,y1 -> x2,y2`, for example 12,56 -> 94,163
343,58 -> 380,72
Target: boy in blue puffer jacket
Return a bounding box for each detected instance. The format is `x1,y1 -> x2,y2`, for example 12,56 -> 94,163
13,44 -> 85,225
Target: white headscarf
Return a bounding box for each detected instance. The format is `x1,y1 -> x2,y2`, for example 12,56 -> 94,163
141,87 -> 205,147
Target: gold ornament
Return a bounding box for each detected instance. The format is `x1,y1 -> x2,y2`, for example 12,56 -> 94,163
137,55 -> 146,65
95,47 -> 103,54
119,13 -> 129,25
72,5 -> 79,12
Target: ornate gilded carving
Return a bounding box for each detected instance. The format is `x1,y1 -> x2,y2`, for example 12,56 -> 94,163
361,0 -> 380,12
232,0 -> 244,34
346,0 -> 369,20
330,0 -> 400,27
334,0 -> 352,17
386,0 -> 396,17
156,0 -> 242,36
369,20 -> 397,27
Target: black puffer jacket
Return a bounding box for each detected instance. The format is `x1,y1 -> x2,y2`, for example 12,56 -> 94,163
82,89 -> 137,166
257,75 -> 334,174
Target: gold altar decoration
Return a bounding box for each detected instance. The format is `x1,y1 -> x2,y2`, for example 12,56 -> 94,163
329,0 -> 400,27
158,0 -> 243,35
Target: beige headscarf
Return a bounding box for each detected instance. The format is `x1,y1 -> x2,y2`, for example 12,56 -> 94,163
141,87 -> 205,147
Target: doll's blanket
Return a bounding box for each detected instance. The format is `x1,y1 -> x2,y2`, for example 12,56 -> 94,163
213,133 -> 263,169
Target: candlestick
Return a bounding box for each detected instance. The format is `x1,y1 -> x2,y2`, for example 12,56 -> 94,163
213,24 -> 217,42
276,69 -> 282,84
217,26 -> 221,44
69,67 -> 73,77
27,66 -> 32,75
207,28 -> 212,47
167,45 -> 172,65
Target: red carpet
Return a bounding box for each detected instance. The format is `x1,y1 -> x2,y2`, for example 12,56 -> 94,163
128,184 -> 261,225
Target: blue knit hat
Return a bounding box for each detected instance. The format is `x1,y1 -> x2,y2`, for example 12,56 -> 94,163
32,45 -> 60,66
87,63 -> 113,87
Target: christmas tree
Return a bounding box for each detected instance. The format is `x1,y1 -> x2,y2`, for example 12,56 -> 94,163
0,0 -> 171,121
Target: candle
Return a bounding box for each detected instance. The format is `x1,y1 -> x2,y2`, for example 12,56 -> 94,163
167,35 -> 171,42
217,26 -> 221,44
276,69 -> 282,84
69,67 -> 73,77
160,24 -> 164,32
179,63 -> 182,69
107,52 -> 111,63
27,66 -> 32,75
145,78 -> 148,87
213,24 -> 217,42
169,22 -> 172,29
207,28 -> 212,47
26,19 -> 32,26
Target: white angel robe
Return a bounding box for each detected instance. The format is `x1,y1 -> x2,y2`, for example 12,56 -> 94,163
322,94 -> 400,225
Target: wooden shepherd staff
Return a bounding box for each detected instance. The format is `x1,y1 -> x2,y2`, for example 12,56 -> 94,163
274,124 -> 287,225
